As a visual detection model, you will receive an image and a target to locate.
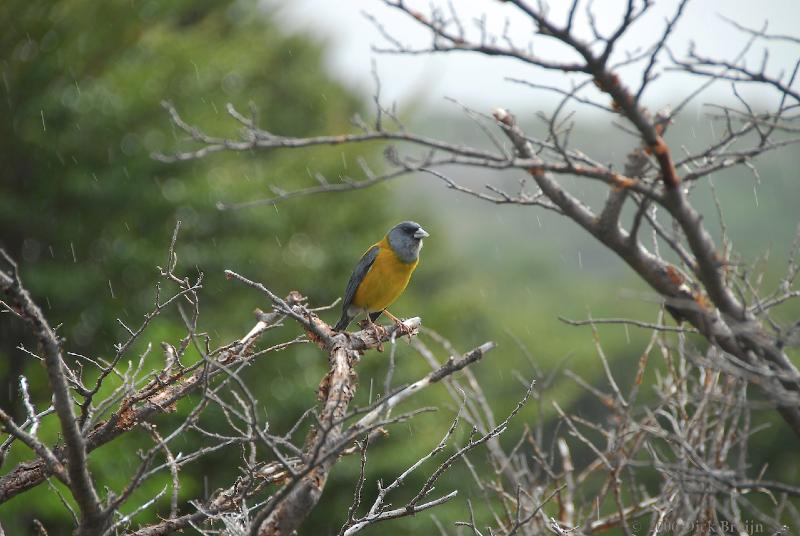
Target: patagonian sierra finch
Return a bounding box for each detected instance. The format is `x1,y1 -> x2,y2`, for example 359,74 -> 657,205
334,221 -> 429,333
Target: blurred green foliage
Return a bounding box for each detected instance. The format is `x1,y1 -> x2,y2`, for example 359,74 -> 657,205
0,0 -> 396,532
1,0 -> 799,534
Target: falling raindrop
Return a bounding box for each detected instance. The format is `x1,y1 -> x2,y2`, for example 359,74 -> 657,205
70,242 -> 77,263
108,280 -> 115,299
577,250 -> 583,269
368,378 -> 373,404
753,185 -> 759,207
624,324 -> 630,344
40,110 -> 46,131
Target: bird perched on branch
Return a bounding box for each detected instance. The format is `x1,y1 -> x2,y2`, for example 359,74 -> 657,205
334,221 -> 429,332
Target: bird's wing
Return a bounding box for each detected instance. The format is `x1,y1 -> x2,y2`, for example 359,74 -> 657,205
341,245 -> 380,312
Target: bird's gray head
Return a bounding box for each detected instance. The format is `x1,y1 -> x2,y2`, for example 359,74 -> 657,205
386,221 -> 429,263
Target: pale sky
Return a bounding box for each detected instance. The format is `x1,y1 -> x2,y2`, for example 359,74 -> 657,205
266,0 -> 800,112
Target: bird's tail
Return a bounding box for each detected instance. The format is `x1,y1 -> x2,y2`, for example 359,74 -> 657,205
333,311 -> 353,332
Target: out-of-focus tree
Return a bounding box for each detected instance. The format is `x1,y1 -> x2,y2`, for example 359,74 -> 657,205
0,0 -> 392,532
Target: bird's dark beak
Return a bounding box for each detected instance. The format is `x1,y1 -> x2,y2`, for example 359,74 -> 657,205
414,228 -> 429,239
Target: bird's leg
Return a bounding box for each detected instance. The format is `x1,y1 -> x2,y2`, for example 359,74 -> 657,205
359,315 -> 385,352
383,309 -> 412,337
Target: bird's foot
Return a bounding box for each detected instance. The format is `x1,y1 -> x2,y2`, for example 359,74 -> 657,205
383,310 -> 413,338
359,318 -> 386,351
393,319 -> 413,337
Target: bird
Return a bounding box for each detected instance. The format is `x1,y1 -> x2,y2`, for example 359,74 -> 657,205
333,221 -> 429,332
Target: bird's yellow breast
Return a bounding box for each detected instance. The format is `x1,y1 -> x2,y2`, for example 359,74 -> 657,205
352,239 -> 418,313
